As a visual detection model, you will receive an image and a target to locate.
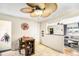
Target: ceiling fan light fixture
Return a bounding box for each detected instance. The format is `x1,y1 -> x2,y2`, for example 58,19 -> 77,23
30,12 -> 38,17
30,10 -> 43,17
21,3 -> 58,17
34,10 -> 43,16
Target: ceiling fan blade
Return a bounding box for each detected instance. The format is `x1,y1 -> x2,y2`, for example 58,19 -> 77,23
27,3 -> 46,10
36,3 -> 46,10
30,12 -> 38,17
20,7 -> 34,13
42,3 -> 57,17
27,3 -> 37,7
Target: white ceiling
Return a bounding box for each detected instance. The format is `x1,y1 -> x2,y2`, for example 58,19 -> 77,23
0,3 -> 79,22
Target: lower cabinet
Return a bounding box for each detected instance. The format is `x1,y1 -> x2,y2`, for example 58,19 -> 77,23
41,35 -> 64,52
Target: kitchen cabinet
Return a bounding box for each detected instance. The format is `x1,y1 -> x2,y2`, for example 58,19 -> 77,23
40,23 -> 65,52
41,35 -> 64,52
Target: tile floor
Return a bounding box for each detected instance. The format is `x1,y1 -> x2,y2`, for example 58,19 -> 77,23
1,44 -> 79,56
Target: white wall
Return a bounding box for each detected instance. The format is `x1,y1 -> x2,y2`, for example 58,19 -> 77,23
0,13 -> 40,50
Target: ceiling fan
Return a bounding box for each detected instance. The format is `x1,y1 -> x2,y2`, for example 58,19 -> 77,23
20,3 -> 58,17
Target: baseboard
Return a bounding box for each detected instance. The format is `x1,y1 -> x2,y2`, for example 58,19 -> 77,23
0,49 -> 11,53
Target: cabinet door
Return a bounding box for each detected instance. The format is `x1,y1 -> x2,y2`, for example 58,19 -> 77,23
48,35 -> 64,52
41,36 -> 49,46
41,35 -> 64,52
41,37 -> 46,45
